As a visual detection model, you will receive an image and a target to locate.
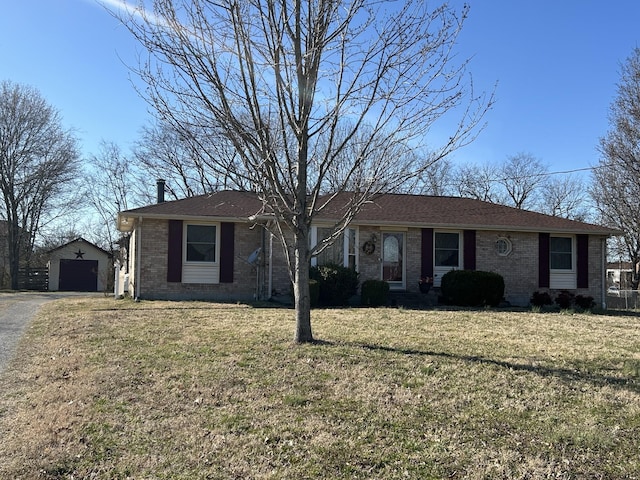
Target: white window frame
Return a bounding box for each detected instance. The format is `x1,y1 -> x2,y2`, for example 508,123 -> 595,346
433,230 -> 462,287
182,222 -> 220,284
549,235 -> 575,272
310,225 -> 358,270
496,237 -> 513,256
550,235 -> 576,289
184,222 -> 219,264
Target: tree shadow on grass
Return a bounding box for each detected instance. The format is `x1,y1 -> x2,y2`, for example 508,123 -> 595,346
346,342 -> 640,395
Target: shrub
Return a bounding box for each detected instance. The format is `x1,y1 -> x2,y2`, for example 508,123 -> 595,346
554,290 -> 575,310
309,279 -> 320,308
575,294 -> 596,310
440,270 -> 505,307
531,291 -> 595,312
310,263 -> 359,306
530,291 -> 553,307
360,280 -> 390,307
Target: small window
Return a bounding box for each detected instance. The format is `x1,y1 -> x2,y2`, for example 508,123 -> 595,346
550,236 -> 572,270
186,224 -> 217,262
435,232 -> 459,267
496,237 -> 512,256
315,227 -> 357,269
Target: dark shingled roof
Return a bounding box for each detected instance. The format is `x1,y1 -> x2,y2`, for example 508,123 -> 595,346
118,190 -> 618,235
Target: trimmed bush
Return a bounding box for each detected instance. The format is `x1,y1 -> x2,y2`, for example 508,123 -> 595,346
360,280 -> 390,307
309,279 -> 320,308
310,263 -> 359,306
440,270 -> 505,307
530,291 -> 553,307
574,294 -> 596,310
555,290 -> 575,310
531,290 -> 595,311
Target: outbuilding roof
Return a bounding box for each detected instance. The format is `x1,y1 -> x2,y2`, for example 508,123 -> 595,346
117,190 -> 618,235
47,237 -> 112,257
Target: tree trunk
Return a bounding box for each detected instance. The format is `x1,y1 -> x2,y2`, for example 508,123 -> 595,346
7,221 -> 20,290
9,252 -> 19,290
293,228 -> 313,343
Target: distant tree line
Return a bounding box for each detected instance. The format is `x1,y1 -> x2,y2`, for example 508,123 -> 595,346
1,38 -> 639,299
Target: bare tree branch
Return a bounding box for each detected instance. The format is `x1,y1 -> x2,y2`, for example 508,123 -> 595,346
114,0 -> 493,342
591,47 -> 640,288
0,80 -> 81,288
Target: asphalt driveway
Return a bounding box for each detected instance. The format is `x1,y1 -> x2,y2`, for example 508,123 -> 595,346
0,292 -> 92,373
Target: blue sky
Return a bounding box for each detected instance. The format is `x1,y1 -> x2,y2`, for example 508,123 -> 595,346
1,1 -> 639,180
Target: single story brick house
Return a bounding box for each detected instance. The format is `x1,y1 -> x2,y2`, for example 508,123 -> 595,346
116,190 -> 618,307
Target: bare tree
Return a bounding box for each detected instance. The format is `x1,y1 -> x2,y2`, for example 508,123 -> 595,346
134,120 -> 251,199
591,47 -> 640,288
540,174 -> 589,221
0,80 -> 81,289
453,162 -> 505,203
85,140 -> 143,252
399,156 -> 455,196
498,152 -> 547,209
116,0 -> 493,342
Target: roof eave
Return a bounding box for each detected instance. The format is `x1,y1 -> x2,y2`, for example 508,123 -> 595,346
347,219 -> 619,236
116,212 -> 256,232
116,211 -> 620,237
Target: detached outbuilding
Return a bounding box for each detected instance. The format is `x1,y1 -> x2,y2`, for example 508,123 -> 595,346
48,238 -> 112,292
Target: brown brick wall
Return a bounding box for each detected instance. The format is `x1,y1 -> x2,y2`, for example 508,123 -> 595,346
356,228 -> 607,307
475,231 -> 606,307
475,231 -> 539,305
132,219 -> 607,307
137,219 -> 266,301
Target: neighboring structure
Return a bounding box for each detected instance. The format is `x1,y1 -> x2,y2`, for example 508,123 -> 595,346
48,238 -> 112,292
116,190 -> 619,307
606,261 -> 634,289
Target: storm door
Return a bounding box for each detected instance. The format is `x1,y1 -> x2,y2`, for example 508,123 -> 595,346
433,231 -> 460,286
382,232 -> 405,289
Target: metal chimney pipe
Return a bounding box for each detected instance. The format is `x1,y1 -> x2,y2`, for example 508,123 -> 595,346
156,179 -> 165,203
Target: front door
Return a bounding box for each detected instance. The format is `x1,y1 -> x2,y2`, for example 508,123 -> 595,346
382,232 -> 405,289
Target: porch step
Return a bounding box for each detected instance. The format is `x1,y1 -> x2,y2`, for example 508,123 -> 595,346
388,289 -> 438,309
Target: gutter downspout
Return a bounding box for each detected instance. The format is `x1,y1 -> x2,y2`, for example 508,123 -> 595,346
114,259 -> 120,299
601,237 -> 607,310
135,217 -> 142,301
268,231 -> 273,300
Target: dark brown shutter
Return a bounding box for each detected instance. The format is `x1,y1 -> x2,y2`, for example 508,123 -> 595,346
463,230 -> 476,270
577,234 -> 589,289
421,228 -> 434,278
167,220 -> 183,283
538,233 -> 550,288
219,222 -> 235,283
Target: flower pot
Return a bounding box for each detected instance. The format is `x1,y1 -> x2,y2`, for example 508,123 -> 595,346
419,283 -> 432,294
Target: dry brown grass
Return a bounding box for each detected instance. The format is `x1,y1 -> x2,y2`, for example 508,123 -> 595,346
0,297 -> 639,479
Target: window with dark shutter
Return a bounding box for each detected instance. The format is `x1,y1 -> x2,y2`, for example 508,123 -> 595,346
538,233 -> 550,288
186,224 -> 217,262
577,235 -> 588,289
463,230 -> 476,270
167,220 -> 183,282
219,222 -> 234,283
550,237 -> 573,270
421,228 -> 434,278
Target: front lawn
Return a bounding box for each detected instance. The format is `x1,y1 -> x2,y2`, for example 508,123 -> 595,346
0,298 -> 639,479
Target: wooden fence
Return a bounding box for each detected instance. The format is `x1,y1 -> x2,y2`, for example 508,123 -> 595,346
18,267 -> 49,291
